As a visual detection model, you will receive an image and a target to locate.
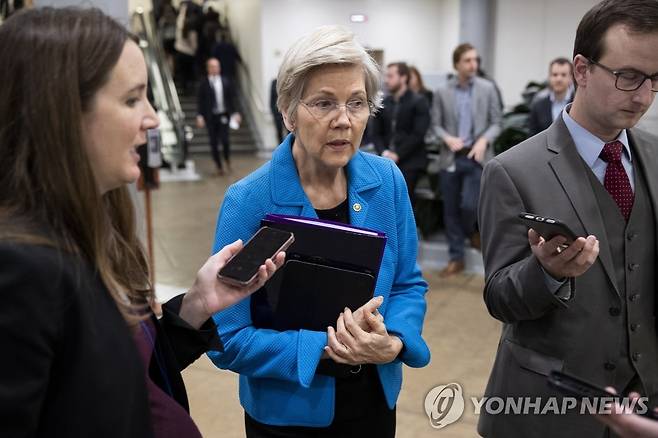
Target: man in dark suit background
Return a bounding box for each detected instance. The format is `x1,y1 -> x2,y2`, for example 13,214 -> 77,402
196,57 -> 240,175
528,57 -> 574,136
477,1 -> 658,437
372,61 -> 430,206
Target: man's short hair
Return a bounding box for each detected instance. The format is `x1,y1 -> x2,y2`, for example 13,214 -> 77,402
387,62 -> 410,83
549,57 -> 573,74
574,0 -> 658,62
452,43 -> 475,68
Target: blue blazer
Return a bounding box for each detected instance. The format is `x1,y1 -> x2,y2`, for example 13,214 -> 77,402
209,135 -> 430,427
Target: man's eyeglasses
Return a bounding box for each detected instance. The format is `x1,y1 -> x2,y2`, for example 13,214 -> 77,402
588,58 -> 658,92
301,98 -> 372,121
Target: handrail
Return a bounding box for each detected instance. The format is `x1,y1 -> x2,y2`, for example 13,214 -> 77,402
131,8 -> 187,166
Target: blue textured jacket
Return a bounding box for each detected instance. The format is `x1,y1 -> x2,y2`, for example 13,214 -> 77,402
209,135 -> 430,427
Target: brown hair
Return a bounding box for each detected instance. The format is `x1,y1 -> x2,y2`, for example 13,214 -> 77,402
387,61 -> 410,84
574,0 -> 658,62
452,43 -> 475,68
408,65 -> 429,93
0,7 -> 152,323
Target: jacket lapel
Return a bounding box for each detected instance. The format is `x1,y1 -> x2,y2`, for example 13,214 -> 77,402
628,129 -> 658,261
546,119 -> 619,296
346,152 -> 382,228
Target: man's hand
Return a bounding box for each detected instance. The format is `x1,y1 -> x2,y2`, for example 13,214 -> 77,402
467,137 -> 488,163
196,115 -> 205,129
529,229 -> 599,279
444,135 -> 465,152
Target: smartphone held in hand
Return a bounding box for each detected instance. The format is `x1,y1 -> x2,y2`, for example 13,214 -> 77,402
518,212 -> 579,245
218,227 -> 294,287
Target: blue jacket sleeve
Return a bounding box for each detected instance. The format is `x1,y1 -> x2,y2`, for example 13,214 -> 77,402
208,183 -> 326,387
381,163 -> 431,368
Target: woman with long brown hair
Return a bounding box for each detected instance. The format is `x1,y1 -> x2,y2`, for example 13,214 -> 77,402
0,7 -> 282,437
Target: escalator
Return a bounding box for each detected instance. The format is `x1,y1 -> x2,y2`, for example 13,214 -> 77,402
131,8 -> 191,169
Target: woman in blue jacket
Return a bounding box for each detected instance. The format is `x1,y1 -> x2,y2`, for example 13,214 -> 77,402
210,25 -> 431,437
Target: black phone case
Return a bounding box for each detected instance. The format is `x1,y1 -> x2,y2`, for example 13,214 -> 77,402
518,212 -> 578,243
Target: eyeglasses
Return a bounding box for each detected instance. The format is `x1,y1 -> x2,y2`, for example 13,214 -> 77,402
301,98 -> 372,121
588,58 -> 658,92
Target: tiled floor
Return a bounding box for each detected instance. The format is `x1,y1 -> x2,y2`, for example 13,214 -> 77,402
151,154 -> 501,437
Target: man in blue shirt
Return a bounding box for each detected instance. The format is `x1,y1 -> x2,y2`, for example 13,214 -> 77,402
431,43 -> 502,277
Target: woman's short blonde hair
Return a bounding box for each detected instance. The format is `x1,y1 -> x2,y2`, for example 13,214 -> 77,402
276,25 -> 382,123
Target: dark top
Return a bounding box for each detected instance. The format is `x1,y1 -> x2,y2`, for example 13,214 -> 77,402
314,199 -> 385,422
135,320 -> 202,438
197,75 -> 237,119
0,241 -> 222,437
372,89 -> 431,171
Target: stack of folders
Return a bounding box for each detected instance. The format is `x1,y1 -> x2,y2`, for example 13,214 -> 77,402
250,214 -> 387,332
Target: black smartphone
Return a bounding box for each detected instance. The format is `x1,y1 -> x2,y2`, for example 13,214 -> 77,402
548,371 -> 658,420
518,212 -> 579,244
217,227 -> 294,287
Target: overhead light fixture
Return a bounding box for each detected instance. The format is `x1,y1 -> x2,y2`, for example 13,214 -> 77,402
350,14 -> 367,23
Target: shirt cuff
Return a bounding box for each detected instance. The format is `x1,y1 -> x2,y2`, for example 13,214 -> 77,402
541,267 -> 572,300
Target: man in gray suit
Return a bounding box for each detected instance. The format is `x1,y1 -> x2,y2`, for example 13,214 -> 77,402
478,1 -> 658,437
431,43 -> 502,277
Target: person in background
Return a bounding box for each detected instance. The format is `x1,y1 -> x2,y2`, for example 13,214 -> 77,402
157,0 -> 178,73
196,57 -> 241,175
0,8 -> 283,437
528,57 -> 574,136
211,30 -> 242,82
372,61 -> 431,206
174,1 -> 199,94
431,43 -> 502,277
209,25 -> 430,438
408,65 -> 434,107
270,78 -> 287,144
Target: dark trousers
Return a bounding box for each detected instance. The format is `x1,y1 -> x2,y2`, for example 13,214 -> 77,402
244,366 -> 395,438
439,155 -> 482,261
400,167 -> 422,207
206,113 -> 230,170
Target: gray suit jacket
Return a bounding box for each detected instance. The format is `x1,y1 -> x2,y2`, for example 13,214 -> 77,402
477,117 -> 658,437
431,75 -> 502,170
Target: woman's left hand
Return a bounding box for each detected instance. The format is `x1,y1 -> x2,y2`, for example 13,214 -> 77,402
324,307 -> 403,365
178,240 -> 285,329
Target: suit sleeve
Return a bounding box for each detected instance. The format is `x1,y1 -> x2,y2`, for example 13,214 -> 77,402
381,162 -> 431,367
395,96 -> 430,163
0,245 -> 64,437
478,159 -> 569,323
206,184 -> 326,388
430,89 -> 450,141
479,84 -> 502,144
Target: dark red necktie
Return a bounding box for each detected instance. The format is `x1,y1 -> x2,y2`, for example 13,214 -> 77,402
600,141 -> 634,221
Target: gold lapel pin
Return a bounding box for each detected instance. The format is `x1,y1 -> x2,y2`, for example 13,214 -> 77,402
352,203 -> 362,212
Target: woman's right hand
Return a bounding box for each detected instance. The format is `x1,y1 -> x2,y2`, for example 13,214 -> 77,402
352,296 -> 384,330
